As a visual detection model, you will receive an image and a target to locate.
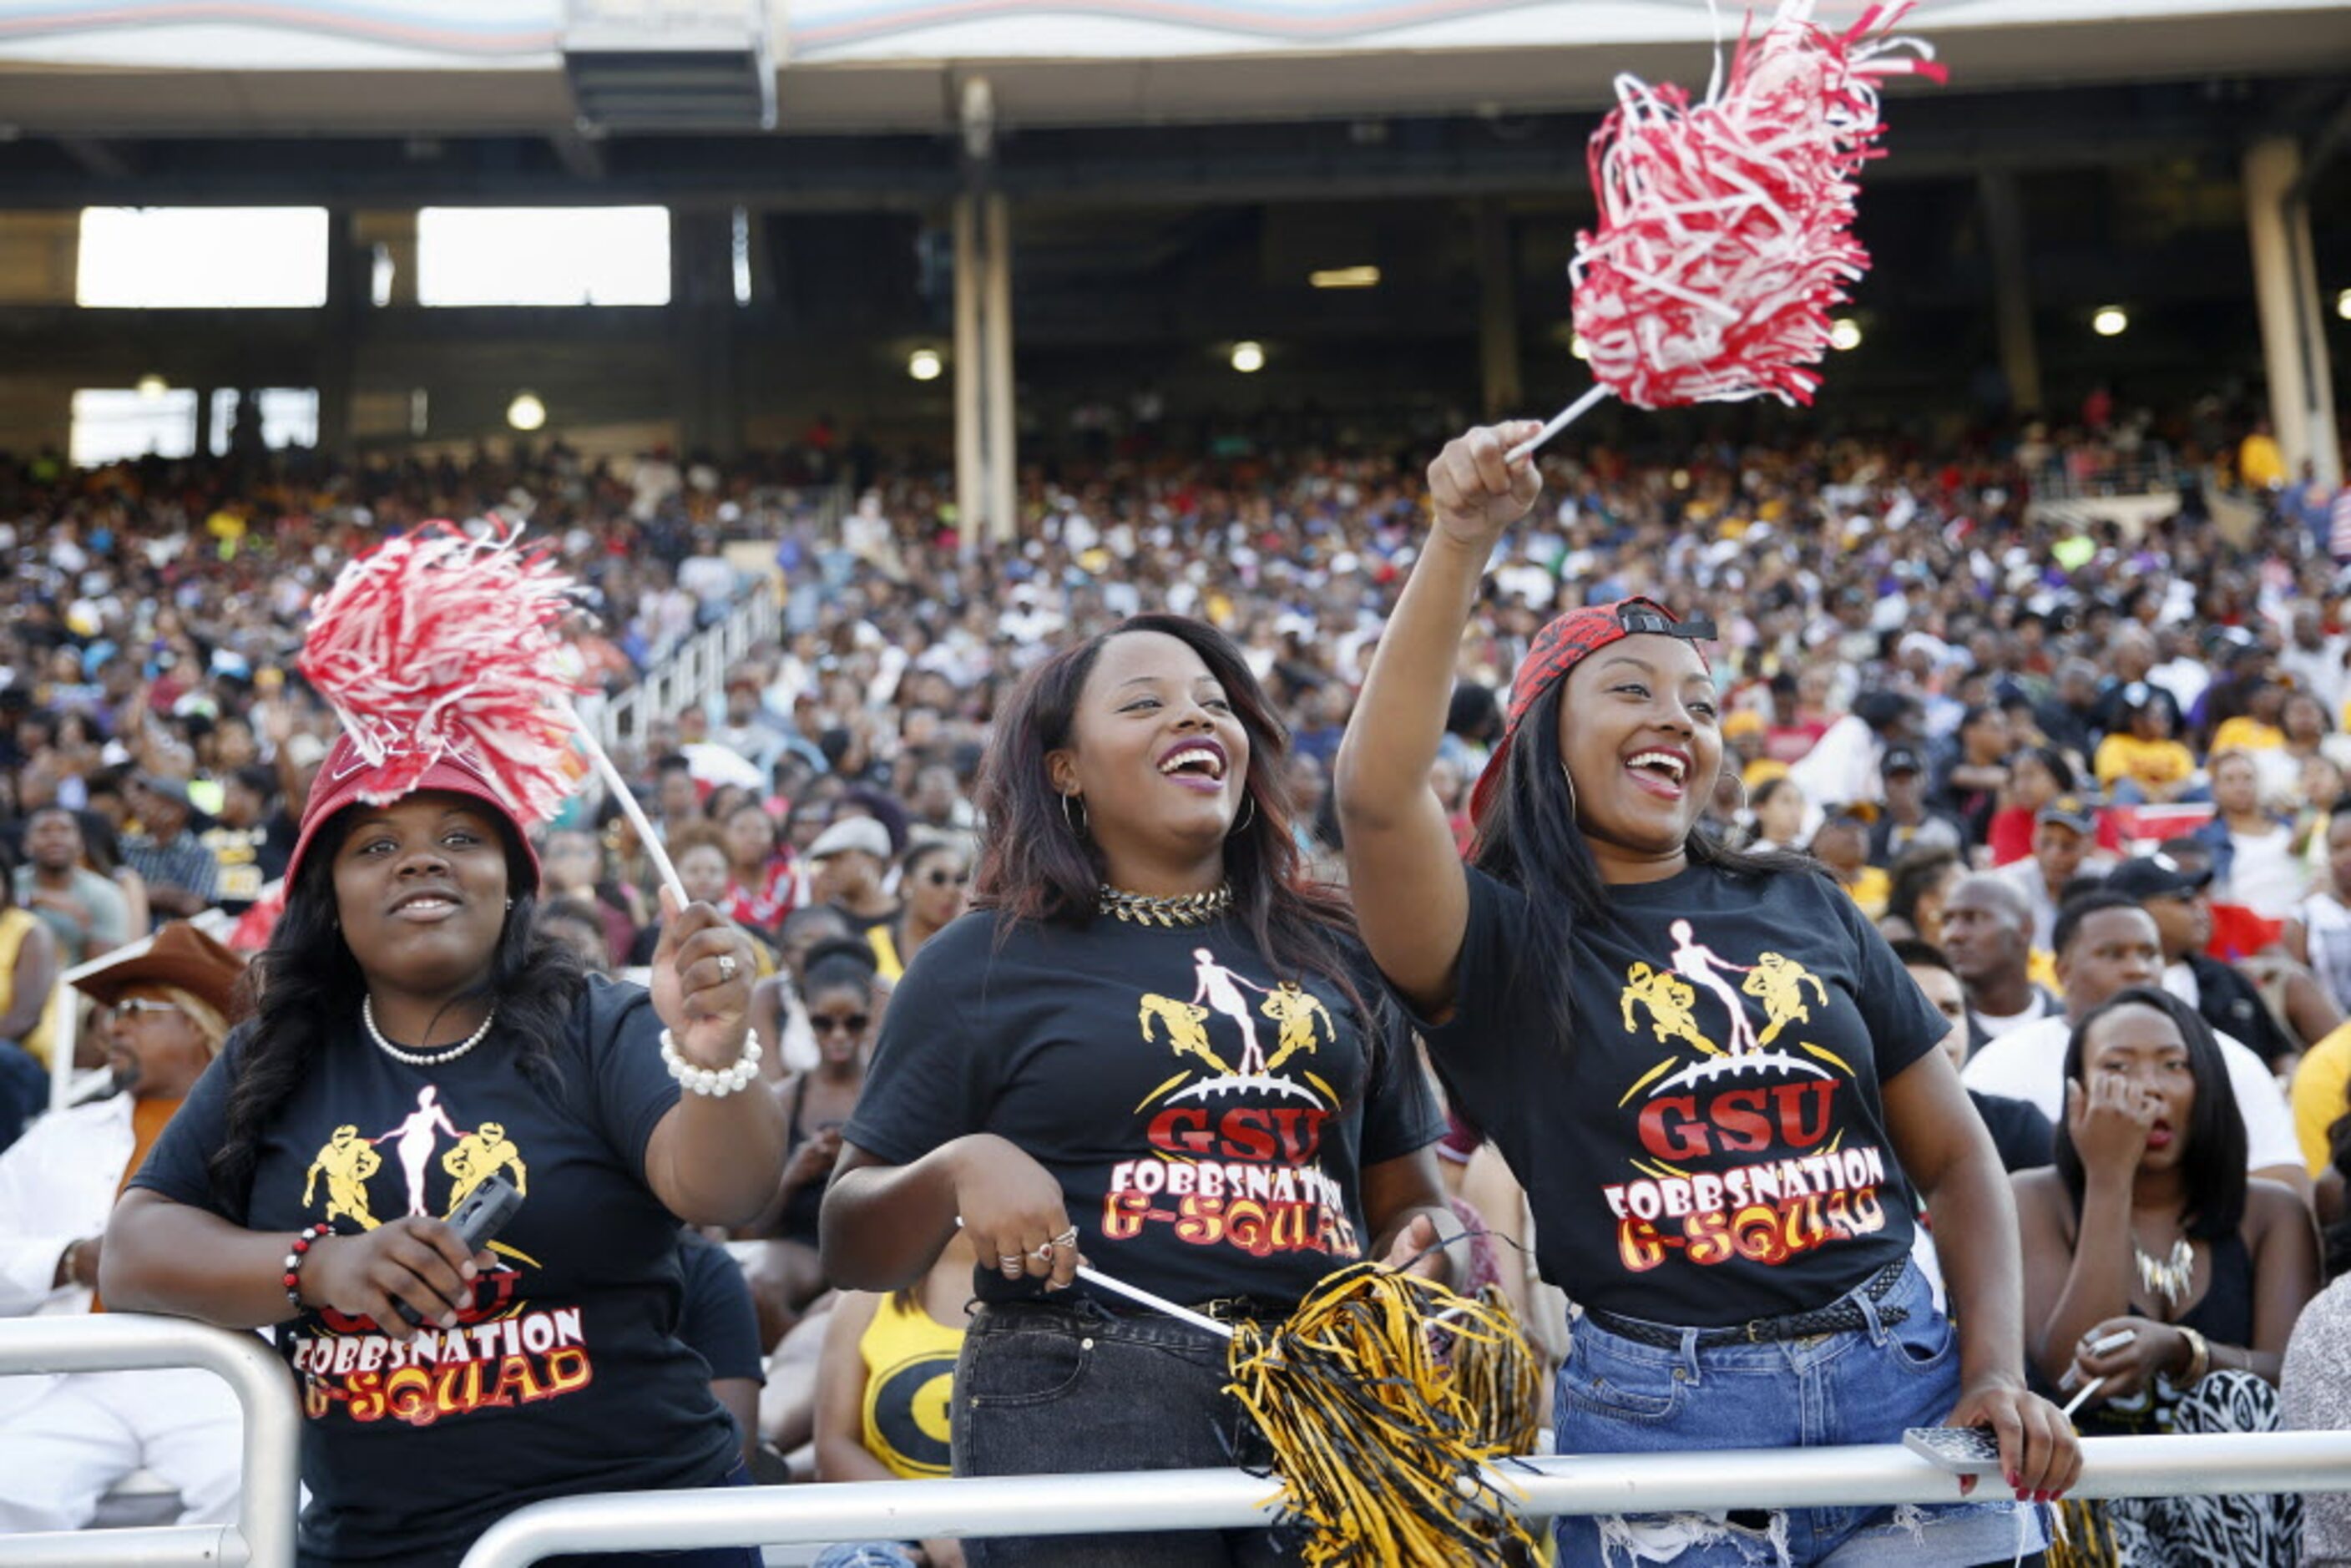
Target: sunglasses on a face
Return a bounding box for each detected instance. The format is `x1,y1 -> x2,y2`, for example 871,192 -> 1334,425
811,1013 -> 871,1035
923,869 -> 970,887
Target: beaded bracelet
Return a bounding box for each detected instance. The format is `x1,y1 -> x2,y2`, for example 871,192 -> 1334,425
283,1224 -> 331,1315
659,1028 -> 762,1097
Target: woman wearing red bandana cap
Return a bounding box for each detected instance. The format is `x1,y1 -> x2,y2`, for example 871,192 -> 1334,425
1337,424 -> 2079,1565
103,734 -> 783,1568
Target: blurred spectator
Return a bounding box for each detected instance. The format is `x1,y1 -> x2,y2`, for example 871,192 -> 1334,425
119,775 -> 217,924
1867,744 -> 1965,865
0,924 -> 245,1531
871,841 -> 969,983
805,818 -> 898,936
13,807 -> 128,967
0,852 -> 58,1147
1997,795 -> 2100,950
1941,873 -> 2060,1053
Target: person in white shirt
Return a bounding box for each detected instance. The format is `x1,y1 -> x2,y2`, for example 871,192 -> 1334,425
0,923 -> 246,1533
1941,873 -> 2060,1055
1962,891 -> 2308,1196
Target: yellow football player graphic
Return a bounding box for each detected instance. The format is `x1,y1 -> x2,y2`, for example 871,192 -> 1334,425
443,1120 -> 529,1209
303,1125 -> 383,1230
1259,982 -> 1334,1073
1743,952 -> 1830,1048
1620,962 -> 1716,1057
1140,994 -> 1231,1075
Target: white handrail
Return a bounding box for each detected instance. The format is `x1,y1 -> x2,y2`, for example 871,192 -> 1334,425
0,1314 -> 303,1568
599,579 -> 781,754
459,1431 -> 2351,1568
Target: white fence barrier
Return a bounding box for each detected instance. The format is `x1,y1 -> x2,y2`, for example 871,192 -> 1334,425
6,1311 -> 2345,1568
0,1314 -> 301,1568
460,1431 -> 2351,1568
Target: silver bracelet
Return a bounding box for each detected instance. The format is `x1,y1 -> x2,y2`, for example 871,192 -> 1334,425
660,1028 -> 763,1097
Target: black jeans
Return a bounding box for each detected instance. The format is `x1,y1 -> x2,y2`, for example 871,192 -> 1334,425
953,1300 -> 1297,1568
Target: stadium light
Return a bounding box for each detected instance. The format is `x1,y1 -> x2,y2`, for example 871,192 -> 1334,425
507,392 -> 548,432
2338,288 -> 2351,322
2092,306 -> 2129,337
135,374 -> 169,399
1231,341 -> 1266,374
1570,333 -> 1591,362
908,348 -> 943,382
1308,266 -> 1381,290
1829,318 -> 1863,352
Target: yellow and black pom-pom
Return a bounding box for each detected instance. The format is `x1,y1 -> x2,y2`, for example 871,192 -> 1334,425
1225,1264 -> 1544,1566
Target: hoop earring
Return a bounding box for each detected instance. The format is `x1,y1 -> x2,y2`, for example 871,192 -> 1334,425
1060,792 -> 1090,837
1559,763 -> 1580,824
1228,793 -> 1256,837
1719,773 -> 1749,817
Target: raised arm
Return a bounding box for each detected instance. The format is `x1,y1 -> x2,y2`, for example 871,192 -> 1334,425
1336,422 -> 1540,1016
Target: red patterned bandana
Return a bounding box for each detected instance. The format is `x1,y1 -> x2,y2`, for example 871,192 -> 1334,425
1468,597 -> 1716,828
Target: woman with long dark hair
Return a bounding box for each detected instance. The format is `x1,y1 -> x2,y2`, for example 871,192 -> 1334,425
101,736 -> 786,1568
822,613 -> 1451,1568
2016,986 -> 2317,1565
1334,424 -> 2079,1565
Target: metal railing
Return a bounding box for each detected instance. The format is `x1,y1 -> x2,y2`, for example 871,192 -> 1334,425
595,577 -> 781,753
460,1430 -> 2351,1568
0,1314 -> 301,1568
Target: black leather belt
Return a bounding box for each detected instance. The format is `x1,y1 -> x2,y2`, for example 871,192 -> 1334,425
1581,1259 -> 1910,1348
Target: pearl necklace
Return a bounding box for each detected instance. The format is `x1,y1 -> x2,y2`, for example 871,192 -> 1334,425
362,994 -> 497,1067
1097,883 -> 1234,928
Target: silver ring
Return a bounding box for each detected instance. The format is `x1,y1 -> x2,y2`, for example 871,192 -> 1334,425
1052,1227 -> 1079,1248
997,1254 -> 1024,1276
717,953 -> 738,982
1031,1242 -> 1056,1263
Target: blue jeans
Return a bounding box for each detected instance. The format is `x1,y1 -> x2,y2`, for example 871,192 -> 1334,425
811,1546 -> 923,1568
953,1299 -> 1293,1568
1552,1261 -> 2045,1566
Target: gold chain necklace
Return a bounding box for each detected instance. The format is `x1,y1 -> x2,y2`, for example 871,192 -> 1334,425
1097,884 -> 1234,928
2134,1233 -> 2196,1309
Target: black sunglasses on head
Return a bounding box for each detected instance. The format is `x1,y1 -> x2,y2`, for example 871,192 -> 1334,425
1618,605 -> 1717,640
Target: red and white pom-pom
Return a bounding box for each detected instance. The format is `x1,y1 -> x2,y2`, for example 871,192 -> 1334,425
299,520 -> 589,824
1570,0 -> 1944,410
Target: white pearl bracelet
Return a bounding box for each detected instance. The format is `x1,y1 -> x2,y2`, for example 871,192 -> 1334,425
660,1028 -> 763,1096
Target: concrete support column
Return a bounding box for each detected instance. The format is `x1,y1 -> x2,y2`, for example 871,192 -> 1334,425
953,195 -> 985,550
315,209 -> 360,460
1475,199 -> 1522,419
983,190 -> 1016,546
1976,169 -> 2042,417
194,385 -> 217,458
2244,137 -> 2343,488
670,208 -> 745,460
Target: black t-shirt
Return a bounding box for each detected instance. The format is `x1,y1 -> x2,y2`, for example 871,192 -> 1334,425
677,1232 -> 766,1385
1969,1089 -> 2055,1174
845,908 -> 1445,1310
198,819 -> 290,913
1413,864 -> 1942,1327
130,978 -> 739,1565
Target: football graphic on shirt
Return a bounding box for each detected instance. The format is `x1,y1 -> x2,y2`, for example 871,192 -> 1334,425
288,1084 -> 597,1429
1605,922 -> 1893,1275
1107,948 -> 1364,1263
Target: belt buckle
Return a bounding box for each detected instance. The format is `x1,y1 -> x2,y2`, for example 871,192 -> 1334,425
1202,1297 -> 1247,1323
1744,1318 -> 1768,1344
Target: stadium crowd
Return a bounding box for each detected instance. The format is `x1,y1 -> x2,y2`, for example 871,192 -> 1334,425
3,404 -> 2351,1565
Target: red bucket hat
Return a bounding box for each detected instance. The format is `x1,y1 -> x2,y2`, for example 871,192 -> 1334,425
283,733 -> 543,894
1467,596 -> 1716,827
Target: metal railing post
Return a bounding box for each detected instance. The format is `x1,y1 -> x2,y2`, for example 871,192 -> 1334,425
0,1315 -> 301,1568
459,1431 -> 2351,1568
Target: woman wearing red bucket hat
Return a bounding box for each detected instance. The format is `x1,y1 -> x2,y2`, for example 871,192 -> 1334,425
1335,423 -> 2079,1565
101,730 -> 784,1566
